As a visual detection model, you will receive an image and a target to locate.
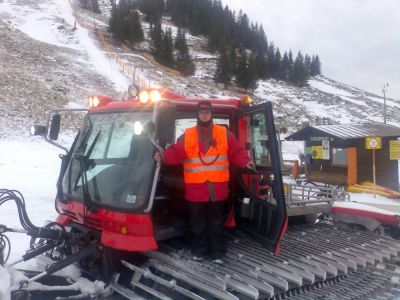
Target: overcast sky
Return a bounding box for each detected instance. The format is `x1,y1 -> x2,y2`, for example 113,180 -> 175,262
222,0 -> 400,101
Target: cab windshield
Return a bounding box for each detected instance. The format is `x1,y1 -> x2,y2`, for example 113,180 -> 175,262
62,111 -> 155,211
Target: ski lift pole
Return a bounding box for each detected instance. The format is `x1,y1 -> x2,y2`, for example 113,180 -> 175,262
373,149 -> 376,198
365,137 -> 382,198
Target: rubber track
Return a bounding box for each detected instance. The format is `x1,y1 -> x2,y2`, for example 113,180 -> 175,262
113,223 -> 400,300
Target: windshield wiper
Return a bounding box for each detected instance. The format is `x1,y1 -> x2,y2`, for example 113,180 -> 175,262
76,116 -> 94,153
68,117 -> 93,193
73,130 -> 102,213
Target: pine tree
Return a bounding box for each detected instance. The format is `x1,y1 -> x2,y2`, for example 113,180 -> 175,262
126,11 -> 144,48
310,55 -> 321,76
315,55 -> 321,75
174,27 -> 185,51
257,25 -> 268,52
167,0 -> 187,27
138,0 -> 164,23
291,51 -> 308,86
235,48 -> 258,93
267,43 -> 277,78
109,3 -> 118,35
161,27 -> 174,68
207,29 -> 220,52
144,0 -> 325,84
248,52 -> 259,93
288,50 -> 294,79
175,28 -> 195,76
255,50 -> 268,79
109,0 -> 137,44
274,48 -> 282,79
235,47 -> 248,91
109,1 -> 127,42
280,52 -> 290,80
150,22 -> 163,58
304,54 -> 311,77
215,48 -> 233,89
237,10 -> 250,46
229,44 -> 237,76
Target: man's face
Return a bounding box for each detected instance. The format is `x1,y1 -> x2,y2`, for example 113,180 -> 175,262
198,109 -> 212,123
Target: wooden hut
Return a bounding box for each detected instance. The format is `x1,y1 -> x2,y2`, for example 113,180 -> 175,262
286,123 -> 400,190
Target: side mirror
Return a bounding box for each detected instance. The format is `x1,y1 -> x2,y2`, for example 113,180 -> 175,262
128,84 -> 139,98
49,114 -> 61,140
30,125 -> 47,136
156,105 -> 176,148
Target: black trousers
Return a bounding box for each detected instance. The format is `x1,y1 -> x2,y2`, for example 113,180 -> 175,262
188,200 -> 226,258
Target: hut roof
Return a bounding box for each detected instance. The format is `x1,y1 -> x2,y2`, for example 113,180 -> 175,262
286,123 -> 400,141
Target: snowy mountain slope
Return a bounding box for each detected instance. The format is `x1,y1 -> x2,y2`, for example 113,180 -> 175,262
75,0 -> 400,130
1,0 -> 398,140
0,0 -> 130,138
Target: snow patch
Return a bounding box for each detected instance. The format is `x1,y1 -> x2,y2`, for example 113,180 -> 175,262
333,201 -> 398,216
281,141 -> 304,161
0,0 -> 130,92
0,138 -> 62,262
0,266 -> 11,300
309,78 -> 354,97
26,278 -> 105,296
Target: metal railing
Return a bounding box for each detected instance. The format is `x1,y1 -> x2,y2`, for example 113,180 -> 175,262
285,183 -> 350,208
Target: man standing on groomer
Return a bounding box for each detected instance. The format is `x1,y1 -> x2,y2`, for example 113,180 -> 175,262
154,101 -> 254,260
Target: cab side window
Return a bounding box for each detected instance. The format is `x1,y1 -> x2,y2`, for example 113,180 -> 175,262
249,113 -> 271,167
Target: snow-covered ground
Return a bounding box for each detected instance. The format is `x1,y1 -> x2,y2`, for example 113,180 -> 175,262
0,137 -> 63,296
0,138 -> 60,261
1,0 -> 400,297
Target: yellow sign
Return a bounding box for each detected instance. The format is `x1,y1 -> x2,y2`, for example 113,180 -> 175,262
390,140 -> 400,160
365,137 -> 382,150
311,146 -> 323,159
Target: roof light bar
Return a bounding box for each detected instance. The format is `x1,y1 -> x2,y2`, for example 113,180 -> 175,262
88,95 -> 112,108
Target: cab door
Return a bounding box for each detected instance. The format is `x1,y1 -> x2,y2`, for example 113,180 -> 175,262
235,102 -> 287,254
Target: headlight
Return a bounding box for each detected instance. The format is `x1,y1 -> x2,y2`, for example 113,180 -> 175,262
139,91 -> 149,104
88,95 -> 112,108
133,121 -> 144,135
88,96 -> 100,108
30,125 -> 47,136
150,90 -> 161,102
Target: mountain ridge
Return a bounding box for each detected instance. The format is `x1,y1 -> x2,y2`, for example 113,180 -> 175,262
0,0 -> 398,139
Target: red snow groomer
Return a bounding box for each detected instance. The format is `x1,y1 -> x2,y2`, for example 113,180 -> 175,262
4,86 -> 400,300
47,88 -> 287,253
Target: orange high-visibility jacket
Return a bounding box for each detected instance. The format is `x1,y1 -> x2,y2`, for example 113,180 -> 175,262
183,125 -> 229,184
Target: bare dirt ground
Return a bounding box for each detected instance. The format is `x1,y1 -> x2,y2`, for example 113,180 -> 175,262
0,17 -> 119,138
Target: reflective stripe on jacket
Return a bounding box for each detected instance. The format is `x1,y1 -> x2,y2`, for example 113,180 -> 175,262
183,125 -> 229,184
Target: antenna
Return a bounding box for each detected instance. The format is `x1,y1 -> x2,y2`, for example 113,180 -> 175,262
382,83 -> 389,124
